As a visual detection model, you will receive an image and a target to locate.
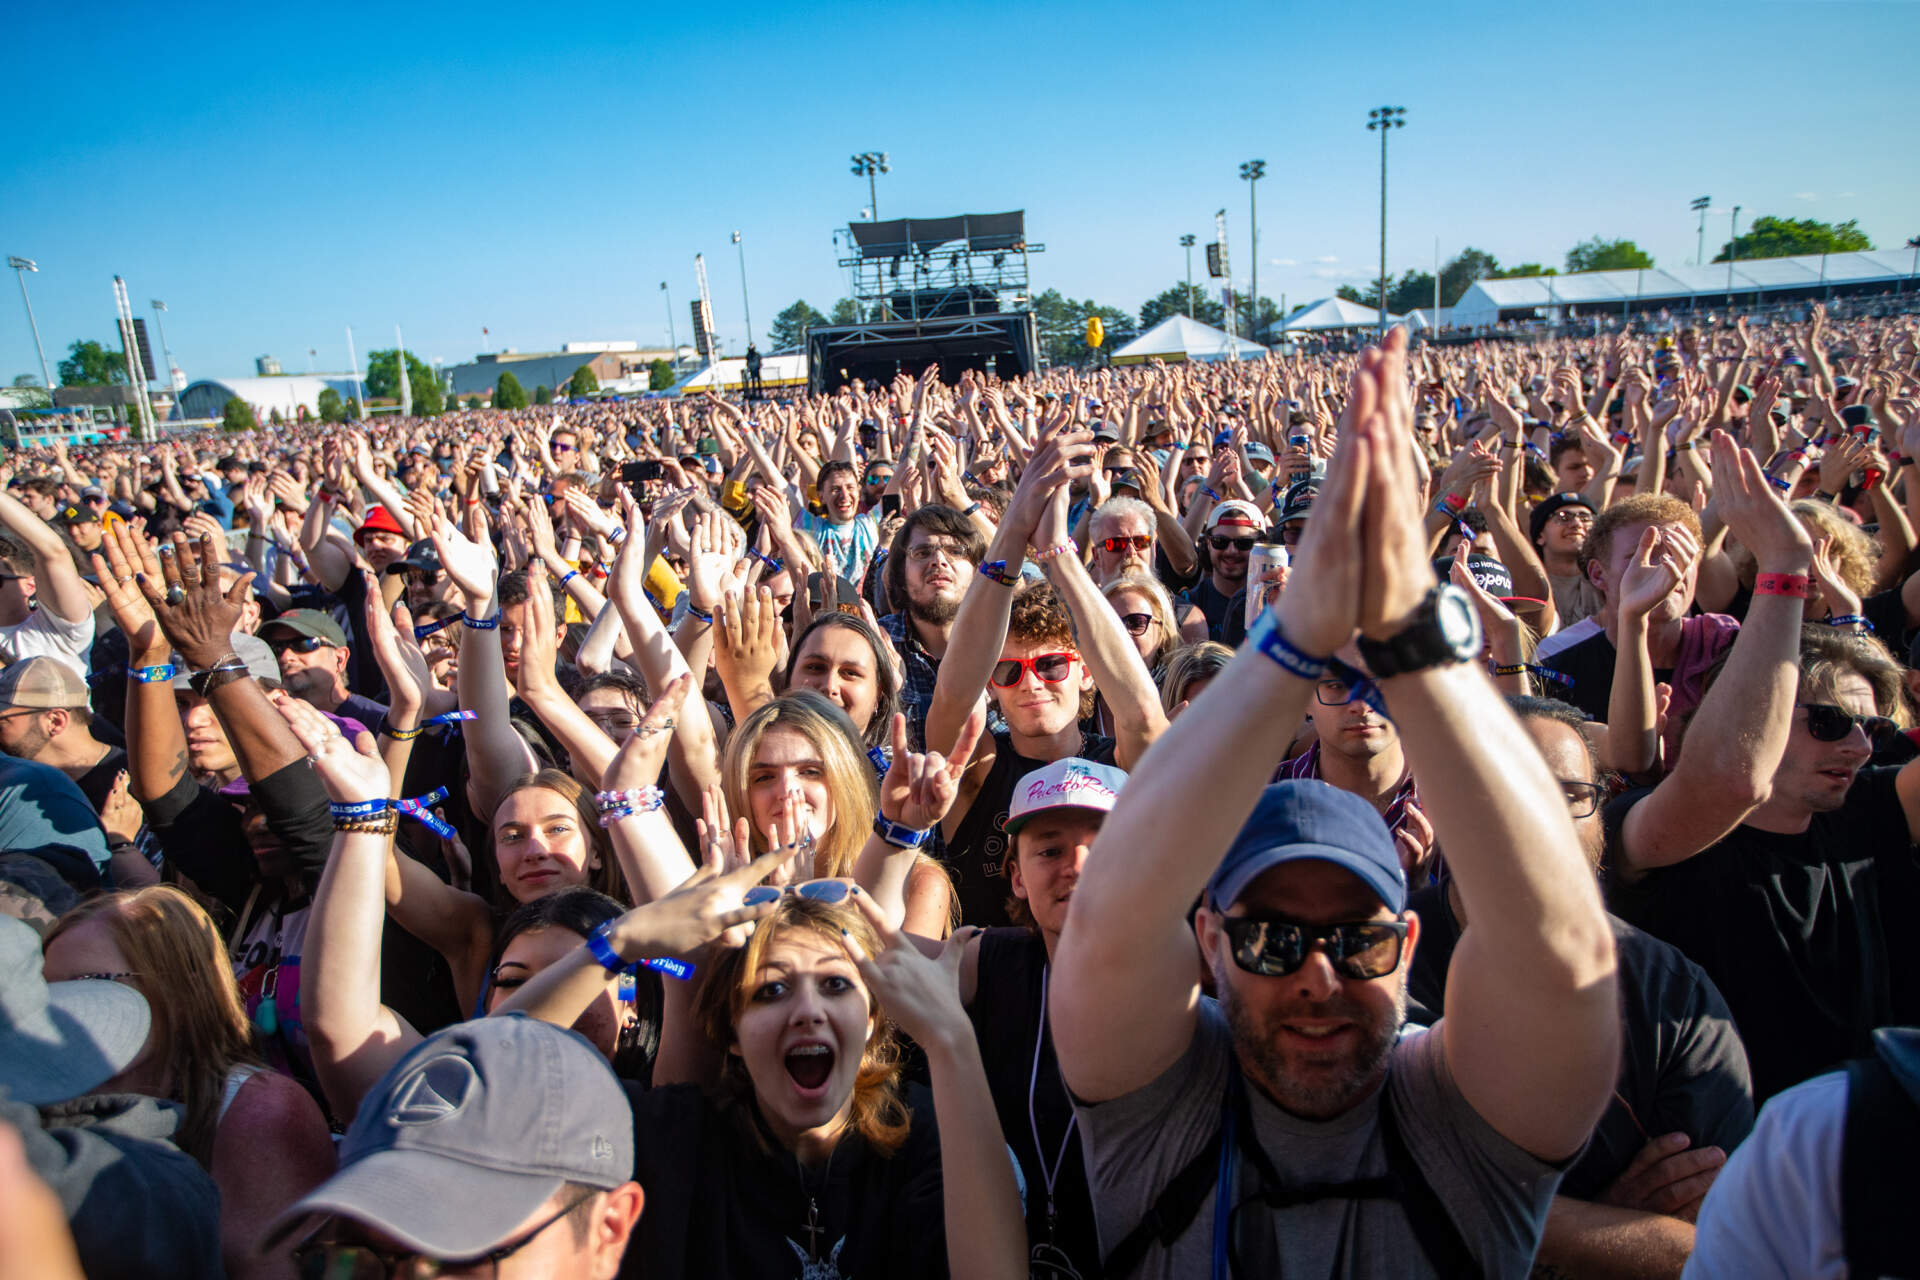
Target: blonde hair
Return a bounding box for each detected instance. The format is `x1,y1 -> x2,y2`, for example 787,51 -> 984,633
47,887 -> 262,1167
694,897 -> 908,1156
722,691 -> 876,879
1101,572 -> 1179,669
1789,500 -> 1877,600
1158,641 -> 1234,716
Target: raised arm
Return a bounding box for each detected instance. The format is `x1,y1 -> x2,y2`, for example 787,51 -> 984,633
0,490 -> 91,625
1599,527 -> 1688,777
350,437 -> 418,540
92,526 -> 186,806
1615,434 -> 1814,880
430,507 -> 537,821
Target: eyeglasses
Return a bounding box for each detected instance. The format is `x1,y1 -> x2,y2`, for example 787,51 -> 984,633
1118,612 -> 1155,636
584,711 -> 641,735
1558,779 -> 1607,819
1798,703 -> 1899,747
1209,535 -> 1255,553
742,879 -> 853,908
266,634 -> 334,655
291,1191 -> 595,1279
989,651 -> 1078,689
1314,676 -> 1374,707
1548,509 -> 1594,527
1100,535 -> 1153,554
906,541 -> 967,564
1220,916 -> 1410,980
1277,523 -> 1305,546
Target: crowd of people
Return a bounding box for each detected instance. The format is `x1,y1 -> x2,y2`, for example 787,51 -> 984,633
3,302 -> 1918,1278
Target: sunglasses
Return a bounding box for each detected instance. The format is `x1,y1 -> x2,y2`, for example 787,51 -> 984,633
266,634 -> 333,655
1118,612 -> 1155,637
742,879 -> 854,908
1799,702 -> 1899,747
1209,535 -> 1256,552
1220,916 -> 1410,980
1277,523 -> 1305,546
989,651 -> 1078,689
1100,535 -> 1153,554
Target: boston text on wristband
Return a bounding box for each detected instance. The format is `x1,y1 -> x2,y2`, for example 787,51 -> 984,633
588,920 -> 694,982
131,664 -> 177,684
1248,610 -> 1328,682
329,798 -> 390,819
413,615 -> 458,641
1753,572 -> 1812,599
461,612 -> 501,630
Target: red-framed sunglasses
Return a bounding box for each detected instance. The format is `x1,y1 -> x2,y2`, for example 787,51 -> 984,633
989,651 -> 1079,688
1100,535 -> 1152,554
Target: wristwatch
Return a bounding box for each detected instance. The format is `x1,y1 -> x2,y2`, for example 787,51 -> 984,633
1355,584 -> 1483,678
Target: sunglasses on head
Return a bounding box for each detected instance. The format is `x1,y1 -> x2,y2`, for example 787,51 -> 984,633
266,634 -> 332,654
1209,535 -> 1255,552
1799,702 -> 1898,747
742,879 -> 854,908
990,651 -> 1078,688
1220,916 -> 1409,980
1100,534 -> 1152,554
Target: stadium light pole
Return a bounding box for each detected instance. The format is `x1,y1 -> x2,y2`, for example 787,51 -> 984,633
731,231 -> 755,349
1179,234 -> 1197,317
1905,236 -> 1919,294
660,281 -> 678,365
1366,107 -> 1406,334
1726,205 -> 1742,305
1240,160 -> 1266,339
850,152 -> 891,222
1690,196 -> 1711,265
7,257 -> 53,392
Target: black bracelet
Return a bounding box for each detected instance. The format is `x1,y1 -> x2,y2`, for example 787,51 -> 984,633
961,501 -> 982,517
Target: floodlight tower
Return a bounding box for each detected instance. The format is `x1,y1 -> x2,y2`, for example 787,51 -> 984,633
1690,196 -> 1711,265
7,257 -> 52,392
1240,159 -> 1266,338
850,152 -> 891,221
1366,107 -> 1407,333
1179,234 -> 1197,317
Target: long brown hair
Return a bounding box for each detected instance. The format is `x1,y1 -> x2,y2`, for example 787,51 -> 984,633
721,691 -> 876,880
694,897 -> 909,1156
489,769 -> 628,905
47,887 -> 263,1167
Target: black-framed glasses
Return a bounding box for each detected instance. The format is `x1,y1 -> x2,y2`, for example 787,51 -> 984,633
990,651 -> 1077,688
1799,702 -> 1899,747
1100,535 -> 1153,554
1118,612 -> 1155,637
1558,779 -> 1607,819
1209,535 -> 1255,552
292,1190 -> 595,1279
266,634 -> 333,655
1220,916 -> 1410,980
743,879 -> 853,908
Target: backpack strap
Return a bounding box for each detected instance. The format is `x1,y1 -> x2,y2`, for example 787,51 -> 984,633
1374,1085 -> 1479,1278
1100,1124 -> 1225,1279
1842,1052 -> 1920,1278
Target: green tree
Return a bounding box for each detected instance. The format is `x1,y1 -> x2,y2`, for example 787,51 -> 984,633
364,349 -> 444,416
316,387 -> 345,423
533,384 -> 551,406
829,298 -> 859,324
1491,262 -> 1556,278
1714,215 -> 1872,262
57,339 -> 129,387
1564,237 -> 1654,273
1139,283 -> 1224,330
1439,248 -> 1501,307
495,370 -> 529,410
769,300 -> 829,349
1340,272 -> 1438,317
222,397 -> 257,432
568,365 -> 599,397
466,395 -> 483,411
1033,289 -> 1135,366
649,359 -> 675,391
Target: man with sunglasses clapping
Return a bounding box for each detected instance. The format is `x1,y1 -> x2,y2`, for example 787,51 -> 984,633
1605,430 -> 1920,1105
1051,331 -> 1619,1278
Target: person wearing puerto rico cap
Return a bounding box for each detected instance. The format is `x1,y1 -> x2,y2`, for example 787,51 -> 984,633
1181,499 -> 1266,642
866,754 -> 1127,1280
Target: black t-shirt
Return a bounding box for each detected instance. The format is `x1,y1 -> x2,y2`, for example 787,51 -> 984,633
1722,583 -> 1908,654
1536,629 -> 1639,722
1406,885 -> 1754,1196
968,927 -> 1099,1279
71,745 -> 129,813
1180,576 -> 1237,643
621,1081 -> 946,1280
1604,767 -> 1920,1102
944,731 -> 1118,928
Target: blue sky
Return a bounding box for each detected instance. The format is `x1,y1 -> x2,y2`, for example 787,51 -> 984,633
3,0 -> 1915,383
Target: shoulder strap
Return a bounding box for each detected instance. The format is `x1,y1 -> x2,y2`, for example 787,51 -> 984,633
1099,1124 -> 1224,1280
1843,1053 -> 1920,1278
1375,1087 -> 1479,1278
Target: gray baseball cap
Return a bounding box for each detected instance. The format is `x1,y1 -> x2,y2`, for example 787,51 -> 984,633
0,914 -> 151,1105
265,1015 -> 634,1257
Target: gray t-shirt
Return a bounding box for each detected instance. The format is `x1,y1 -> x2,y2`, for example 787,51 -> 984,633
1073,999 -> 1563,1278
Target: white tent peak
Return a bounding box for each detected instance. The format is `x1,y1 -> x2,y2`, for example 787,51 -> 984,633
1276,297 -> 1402,333
1110,314 -> 1266,364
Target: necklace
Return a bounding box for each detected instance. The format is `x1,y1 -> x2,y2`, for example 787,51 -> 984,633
1027,964 -> 1079,1249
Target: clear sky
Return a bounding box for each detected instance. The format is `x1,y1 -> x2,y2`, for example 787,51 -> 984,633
3,0 -> 1915,383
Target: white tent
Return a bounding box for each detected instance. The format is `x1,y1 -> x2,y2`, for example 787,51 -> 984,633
668,352 -> 808,395
1402,306 -> 1453,332
1275,297 -> 1401,333
1448,250 -> 1915,330
1110,315 -> 1266,364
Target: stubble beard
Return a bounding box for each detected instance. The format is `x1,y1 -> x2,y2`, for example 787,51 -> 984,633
1219,974 -> 1404,1122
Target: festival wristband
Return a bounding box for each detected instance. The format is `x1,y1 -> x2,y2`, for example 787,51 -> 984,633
1248,610 -> 1328,682
978,560 -> 1020,587
393,787 -> 455,837
872,816 -> 931,849
1753,573 -> 1812,599
131,664 -> 177,684
560,569 -> 579,587
683,601 -> 713,624
329,798 -> 389,819
460,612 -> 501,630
587,920 -> 694,981
381,709 -> 475,741
1201,487 -> 1220,502
866,744 -> 890,778
413,615 -> 457,640
1822,614 -> 1872,631
1033,540 -> 1077,563
1767,475 -> 1793,492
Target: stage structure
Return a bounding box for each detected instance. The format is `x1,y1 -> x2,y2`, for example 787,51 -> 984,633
808,211 -> 1043,393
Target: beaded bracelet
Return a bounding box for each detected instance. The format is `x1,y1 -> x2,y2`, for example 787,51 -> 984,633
595,785 -> 665,827
131,664 -> 177,684
334,812 -> 399,836
1754,573 -> 1812,600
1033,540 -> 1078,563
461,612 -> 501,630
978,560 -> 1020,587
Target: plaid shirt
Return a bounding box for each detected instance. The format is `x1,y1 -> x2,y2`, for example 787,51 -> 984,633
878,611 -> 941,752
1276,740 -> 1439,885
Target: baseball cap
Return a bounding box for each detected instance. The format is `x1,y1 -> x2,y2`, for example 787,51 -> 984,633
1243,441 -> 1275,466
0,656 -> 88,710
1206,780 -> 1406,914
0,915 -> 151,1106
1435,551 -> 1524,605
50,503 -> 97,528
172,632 -> 282,691
1091,422 -> 1120,443
1004,758 -> 1126,836
80,485 -> 106,502
265,1015 -> 634,1257
385,539 -> 444,577
1206,500 -> 1264,532
353,505 -> 407,546
1278,480 -> 1318,524
1529,492 -> 1595,545
260,608 -> 349,648
1841,404 -> 1879,431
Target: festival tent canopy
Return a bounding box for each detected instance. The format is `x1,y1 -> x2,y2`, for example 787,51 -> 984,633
1274,297 -> 1401,333
1109,315 -> 1266,364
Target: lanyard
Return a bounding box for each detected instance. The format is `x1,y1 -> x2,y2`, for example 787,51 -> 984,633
1209,1065 -> 1241,1280
1027,964 -> 1079,1243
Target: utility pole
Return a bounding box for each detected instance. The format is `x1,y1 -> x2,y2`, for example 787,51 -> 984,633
1240,160 -> 1266,340
731,231 -> 754,348
1690,196 -> 1711,265
1726,206 -> 1742,305
7,257 -> 53,392
1367,107 -> 1407,334
1179,234 -> 1196,317
661,282 -> 678,361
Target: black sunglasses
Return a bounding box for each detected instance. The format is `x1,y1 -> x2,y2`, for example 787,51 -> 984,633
266,634 -> 333,655
1118,612 -> 1154,636
1220,916 -> 1409,981
1799,702 -> 1899,747
1209,535 -> 1256,552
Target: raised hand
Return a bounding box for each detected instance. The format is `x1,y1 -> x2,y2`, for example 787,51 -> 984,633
713,585 -> 784,694
143,531 -> 253,669
843,889 -> 975,1050
361,572 -> 433,719
1710,429 -> 1812,575
685,511 -> 743,614
606,847 -> 794,961
90,521 -> 168,664
602,673 -> 691,792
1356,329 -> 1440,639
1615,527 -> 1686,621
878,709 -> 984,832
428,506 -> 499,613
271,691 -> 391,805
1809,534 -> 1862,620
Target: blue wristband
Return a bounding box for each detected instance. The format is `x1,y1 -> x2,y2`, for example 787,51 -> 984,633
560,569 -> 579,587
872,815 -> 931,849
329,798 -> 389,819
1248,610 -> 1328,682
586,921 -> 628,974
131,664 -> 177,684
413,615 -> 457,640
460,612 -> 500,630
684,600 -> 713,624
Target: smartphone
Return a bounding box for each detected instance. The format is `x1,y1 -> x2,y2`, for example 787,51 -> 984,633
620,460 -> 664,491
880,493 -> 901,517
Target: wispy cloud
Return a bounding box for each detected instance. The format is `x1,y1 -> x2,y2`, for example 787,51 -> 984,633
1793,191 -> 1819,201
1313,254 -> 1340,264
1838,191 -> 1857,198
1269,257 -> 1297,267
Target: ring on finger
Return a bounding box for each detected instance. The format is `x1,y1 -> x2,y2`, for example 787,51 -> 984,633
163,585 -> 186,606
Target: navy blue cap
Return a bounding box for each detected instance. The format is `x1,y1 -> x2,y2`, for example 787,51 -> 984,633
1206,780 -> 1406,913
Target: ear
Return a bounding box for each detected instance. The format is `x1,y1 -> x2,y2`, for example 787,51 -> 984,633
1192,904 -> 1228,986
1584,556 -> 1607,592
1400,909 -> 1422,970
592,1184 -> 645,1264
1007,850 -> 1030,903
